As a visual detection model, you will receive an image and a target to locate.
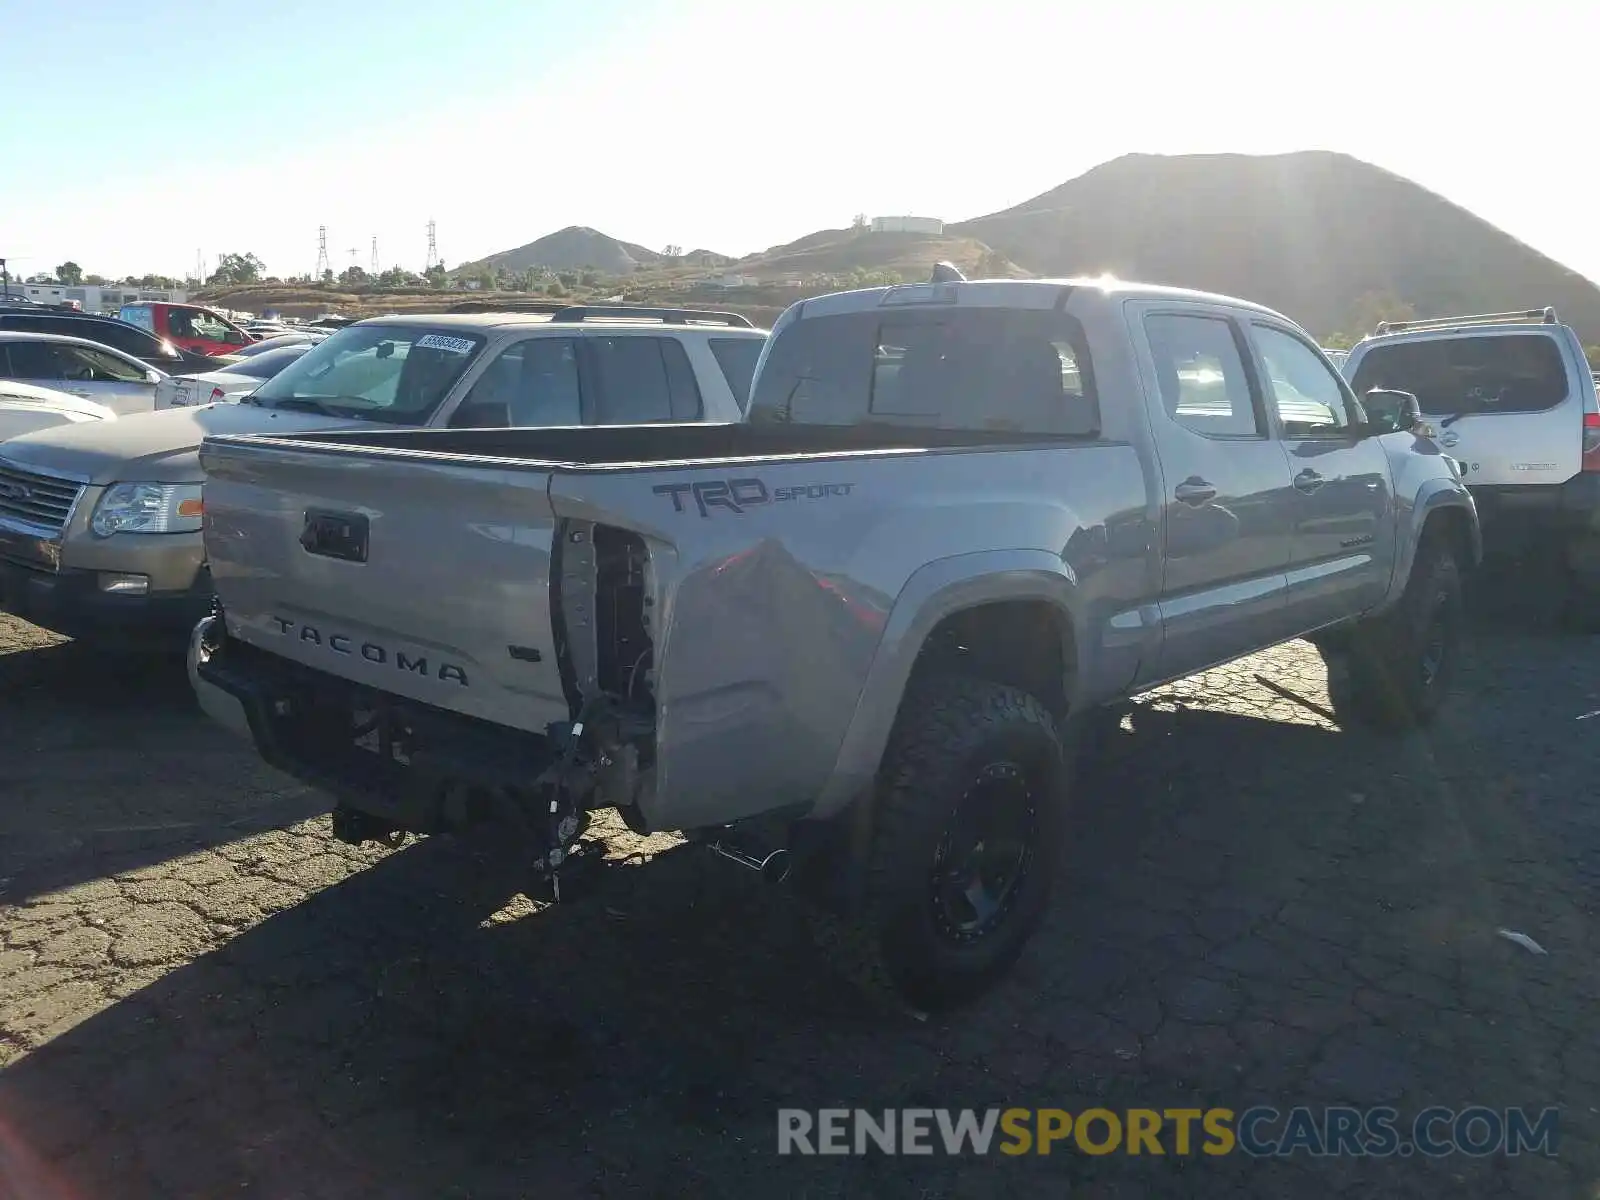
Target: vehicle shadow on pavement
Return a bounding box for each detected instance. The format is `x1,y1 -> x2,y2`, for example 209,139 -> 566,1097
0,639 -> 324,903
0,638 -> 1594,1198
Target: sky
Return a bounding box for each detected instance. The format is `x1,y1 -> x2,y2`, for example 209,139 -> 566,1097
3,0 -> 1598,284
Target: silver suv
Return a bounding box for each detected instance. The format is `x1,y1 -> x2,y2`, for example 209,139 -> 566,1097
1342,308 -> 1600,621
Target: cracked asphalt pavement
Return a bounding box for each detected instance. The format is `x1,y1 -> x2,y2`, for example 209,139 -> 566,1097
0,568 -> 1597,1198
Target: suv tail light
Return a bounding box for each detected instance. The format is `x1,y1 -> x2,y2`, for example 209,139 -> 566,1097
1584,412 -> 1600,472
209,387 -> 225,404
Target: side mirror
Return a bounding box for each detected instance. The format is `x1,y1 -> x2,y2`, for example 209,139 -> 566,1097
224,330 -> 246,345
1360,388 -> 1423,436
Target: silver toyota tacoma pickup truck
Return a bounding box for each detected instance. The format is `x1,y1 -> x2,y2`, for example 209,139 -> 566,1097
189,270 -> 1481,1010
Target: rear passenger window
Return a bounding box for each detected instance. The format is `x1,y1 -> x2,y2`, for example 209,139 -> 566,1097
458,338 -> 582,426
2,341 -> 63,380
1144,314 -> 1261,438
590,337 -> 701,424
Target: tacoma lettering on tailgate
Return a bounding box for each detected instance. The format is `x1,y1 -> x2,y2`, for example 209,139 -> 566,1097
652,478 -> 855,518
267,616 -> 469,686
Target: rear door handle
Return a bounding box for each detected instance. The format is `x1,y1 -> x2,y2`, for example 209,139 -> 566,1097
1293,469 -> 1325,493
1174,478 -> 1217,505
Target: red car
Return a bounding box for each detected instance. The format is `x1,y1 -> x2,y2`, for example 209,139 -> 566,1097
118,301 -> 256,357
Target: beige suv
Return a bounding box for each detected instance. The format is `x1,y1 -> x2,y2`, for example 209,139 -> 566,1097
0,305 -> 766,650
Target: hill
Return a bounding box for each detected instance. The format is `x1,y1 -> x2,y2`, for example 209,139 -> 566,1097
952,151 -> 1600,341
459,226 -> 669,276
730,228 -> 1029,281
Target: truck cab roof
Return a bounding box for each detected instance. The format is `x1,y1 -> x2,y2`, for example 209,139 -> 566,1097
790,274 -> 1290,322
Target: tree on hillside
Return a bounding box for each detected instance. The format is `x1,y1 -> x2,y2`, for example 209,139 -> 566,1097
120,274 -> 181,289
207,252 -> 265,286
851,213 -> 868,231
1325,290 -> 1416,348
663,244 -> 682,258
55,261 -> 83,285
339,265 -> 368,286
84,273 -> 107,286
423,263 -> 447,287
26,273 -> 52,284
321,269 -> 335,286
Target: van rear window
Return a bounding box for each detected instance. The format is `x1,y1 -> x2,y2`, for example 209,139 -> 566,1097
1350,334 -> 1570,417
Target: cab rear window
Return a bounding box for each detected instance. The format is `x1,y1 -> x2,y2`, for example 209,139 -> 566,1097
1351,334 -> 1570,416
749,308 -> 1098,435
119,305 -> 155,332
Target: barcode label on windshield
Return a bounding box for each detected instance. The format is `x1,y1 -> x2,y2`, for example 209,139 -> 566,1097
416,333 -> 475,354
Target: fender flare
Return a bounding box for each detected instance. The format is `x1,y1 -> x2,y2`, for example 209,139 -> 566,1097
808,548 -> 1081,820
1388,479 -> 1482,607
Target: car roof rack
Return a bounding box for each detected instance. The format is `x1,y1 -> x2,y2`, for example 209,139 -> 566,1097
547,304 -> 754,328
1375,307 -> 1558,335
446,299 -> 572,315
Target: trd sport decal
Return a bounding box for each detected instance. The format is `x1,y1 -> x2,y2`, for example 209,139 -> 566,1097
652,478 -> 855,517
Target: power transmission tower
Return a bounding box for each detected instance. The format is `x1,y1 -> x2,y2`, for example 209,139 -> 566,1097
315,226 -> 330,279
425,219 -> 439,271
370,237 -> 379,275
347,248 -> 358,270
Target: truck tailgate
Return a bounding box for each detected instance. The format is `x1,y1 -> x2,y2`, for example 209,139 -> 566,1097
200,438 -> 571,733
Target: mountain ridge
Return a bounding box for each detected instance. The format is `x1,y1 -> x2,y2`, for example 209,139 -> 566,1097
455,152 -> 1600,341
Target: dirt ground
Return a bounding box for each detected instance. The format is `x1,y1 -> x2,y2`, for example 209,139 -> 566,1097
0,573 -> 1597,1198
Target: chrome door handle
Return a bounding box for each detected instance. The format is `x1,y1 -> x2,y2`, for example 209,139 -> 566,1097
1293,469 -> 1324,493
1174,478 -> 1217,505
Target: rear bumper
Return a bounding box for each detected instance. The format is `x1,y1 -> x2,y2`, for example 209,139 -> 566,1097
1472,474 -> 1600,537
190,617 -> 561,833
0,556 -> 212,647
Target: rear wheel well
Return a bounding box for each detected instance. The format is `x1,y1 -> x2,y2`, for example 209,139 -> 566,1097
904,600 -> 1075,721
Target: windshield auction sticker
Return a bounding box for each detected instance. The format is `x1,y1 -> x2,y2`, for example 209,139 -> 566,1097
415,333 -> 476,354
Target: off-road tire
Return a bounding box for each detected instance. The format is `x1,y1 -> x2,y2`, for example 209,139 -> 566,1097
1324,539 -> 1464,731
817,676 -> 1070,1013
